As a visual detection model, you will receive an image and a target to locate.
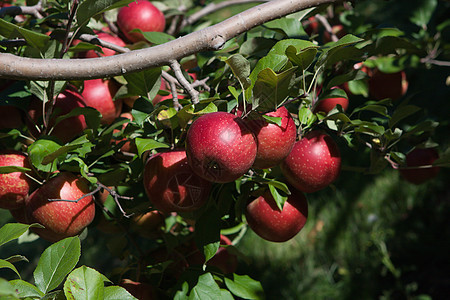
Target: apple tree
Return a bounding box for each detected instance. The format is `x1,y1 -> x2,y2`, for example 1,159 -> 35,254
0,0 -> 449,299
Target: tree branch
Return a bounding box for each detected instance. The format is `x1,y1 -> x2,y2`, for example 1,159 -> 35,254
0,0 -> 340,81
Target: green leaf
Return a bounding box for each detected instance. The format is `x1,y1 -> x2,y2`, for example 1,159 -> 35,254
0,166 -> 31,174
104,286 -> 137,300
195,208 -> 221,264
224,274 -> 265,300
318,87 -> 348,101
53,107 -> 101,133
77,0 -> 135,27
285,45 -> 318,70
317,34 -> 364,67
410,0 -> 438,28
262,115 -> 282,126
268,184 -> 288,211
347,79 -> 369,97
34,237 -> 81,294
0,18 -> 50,50
124,68 -> 161,99
28,138 -> 61,172
131,97 -> 155,125
188,273 -> 222,300
177,101 -> 218,128
0,259 -> 21,279
324,69 -> 367,91
0,278 -> 18,299
352,104 -> 388,117
139,31 -> 175,45
9,280 -> 44,298
63,266 -> 106,300
225,54 -> 252,90
388,105 -> 422,128
264,18 -> 307,37
135,138 -> 169,157
0,223 -> 43,247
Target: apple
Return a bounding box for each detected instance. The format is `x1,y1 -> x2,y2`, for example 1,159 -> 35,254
399,148 -> 440,185
245,189 -> 308,242
112,112 -> 136,153
83,32 -> 126,58
27,89 -> 87,143
281,130 -> 341,193
304,16 -> 319,36
117,0 -> 166,43
143,149 -> 212,213
25,172 -> 95,242
0,150 -> 34,210
313,95 -> 349,113
185,111 -> 257,183
119,279 -> 157,300
368,69 -> 408,101
242,106 -> 297,169
82,79 -> 122,125
130,209 -> 165,238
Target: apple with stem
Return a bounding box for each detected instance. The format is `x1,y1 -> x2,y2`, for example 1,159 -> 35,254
143,150 -> 212,213
399,148 -> 440,185
117,0 -> 166,43
281,130 -> 341,193
82,79 -> 122,125
0,150 -> 34,210
25,172 -> 95,242
186,111 -> 257,183
245,189 -> 308,242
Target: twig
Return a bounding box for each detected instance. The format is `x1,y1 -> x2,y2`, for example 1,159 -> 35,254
0,0 -> 43,19
0,39 -> 27,47
61,0 -> 79,55
191,77 -> 211,91
170,59 -> 200,104
315,13 -> 338,42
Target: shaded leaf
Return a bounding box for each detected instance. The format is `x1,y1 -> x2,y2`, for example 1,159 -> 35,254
264,18 -> 307,37
0,259 -> 20,279
135,138 -> 169,157
188,273 -> 222,300
225,54 -> 252,90
77,0 -> 135,27
0,18 -> 50,50
139,30 -> 175,45
195,208 -> 221,264
0,223 -> 43,247
224,274 -> 265,300
389,105 -> 422,128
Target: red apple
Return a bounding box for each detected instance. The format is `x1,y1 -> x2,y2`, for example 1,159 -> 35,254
243,106 -> 297,169
119,279 -> 157,300
83,32 -> 126,58
27,89 -> 87,143
399,148 -> 440,185
185,111 -> 258,183
313,96 -> 349,113
368,69 -> 408,101
143,150 -> 212,213
281,130 -> 341,193
25,172 -> 95,242
245,189 -> 308,242
82,79 -> 122,125
117,0 -> 166,43
0,150 -> 34,210
304,16 -> 319,36
130,209 -> 165,238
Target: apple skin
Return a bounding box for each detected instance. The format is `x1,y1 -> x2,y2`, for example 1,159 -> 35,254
305,16 -> 319,36
117,0 -> 166,43
143,150 -> 212,213
399,148 -> 440,185
368,69 -> 408,101
27,89 -> 87,143
0,150 -> 34,210
119,279 -> 157,300
243,106 -> 297,169
185,112 -> 258,183
245,189 -> 308,243
83,32 -> 126,58
82,79 -> 122,125
281,130 -> 341,193
313,96 -> 349,113
25,172 -> 95,242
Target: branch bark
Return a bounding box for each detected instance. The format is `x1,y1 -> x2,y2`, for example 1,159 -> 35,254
0,0 -> 340,81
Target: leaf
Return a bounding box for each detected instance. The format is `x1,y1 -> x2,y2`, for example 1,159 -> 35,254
0,166 -> 31,174
139,31 -> 175,45
285,45 -> 318,70
77,0 -> 135,27
195,208 -> 221,264
224,274 -> 265,300
262,115 -> 282,126
316,34 -> 364,67
225,54 -> 252,90
0,18 -> 50,50
53,107 -> 101,133
352,104 -> 388,117
410,0 -> 438,28
124,68 -> 161,99
9,280 -> 44,298
389,105 -> 422,128
324,69 -> 367,91
34,237 -> 81,294
0,259 -> 21,279
268,184 -> 288,211
104,286 -> 137,300
264,18 -> 307,37
0,278 -> 18,299
63,266 -> 106,300
131,97 -> 155,125
188,273 -> 222,300
0,223 -> 43,247
135,138 -> 170,157
28,138 -> 61,172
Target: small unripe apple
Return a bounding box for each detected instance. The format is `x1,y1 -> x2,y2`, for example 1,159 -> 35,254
0,150 -> 34,210
399,148 -> 440,185
117,0 -> 166,43
83,32 -> 126,58
143,150 -> 212,213
242,106 -> 297,169
186,112 -> 257,183
25,172 -> 95,242
368,69 -> 408,101
245,189 -> 308,242
281,130 -> 341,193
82,79 -> 122,125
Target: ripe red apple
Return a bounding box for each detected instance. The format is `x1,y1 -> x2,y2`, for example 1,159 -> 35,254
83,32 -> 126,58
368,69 -> 408,101
27,89 -> 87,143
81,79 -> 122,125
0,150 -> 34,210
185,111 -> 258,183
119,279 -> 157,300
117,0 -> 166,43
281,130 -> 341,193
25,172 -> 95,242
143,150 -> 212,213
313,95 -> 349,113
245,189 -> 308,242
242,106 -> 297,169
399,148 -> 440,185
